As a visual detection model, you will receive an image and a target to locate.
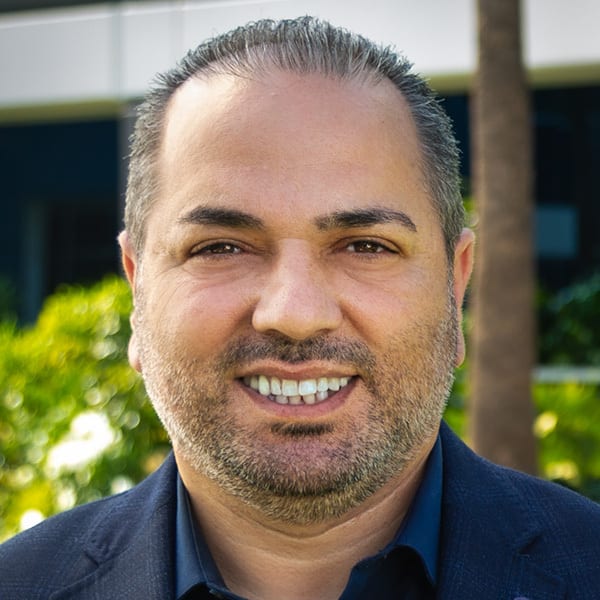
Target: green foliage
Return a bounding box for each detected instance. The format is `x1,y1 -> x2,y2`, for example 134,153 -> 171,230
539,272 -> 600,364
533,272 -> 600,500
533,382 -> 600,501
0,277 -> 169,541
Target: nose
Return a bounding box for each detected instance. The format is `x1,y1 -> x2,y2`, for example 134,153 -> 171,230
252,241 -> 343,340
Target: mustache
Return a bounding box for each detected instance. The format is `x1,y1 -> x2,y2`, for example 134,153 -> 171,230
219,334 -> 376,371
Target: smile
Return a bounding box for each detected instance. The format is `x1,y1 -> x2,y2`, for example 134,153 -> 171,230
242,375 -> 353,405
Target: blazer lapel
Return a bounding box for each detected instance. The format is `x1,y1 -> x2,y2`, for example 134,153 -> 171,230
437,423 -> 567,600
50,455 -> 178,600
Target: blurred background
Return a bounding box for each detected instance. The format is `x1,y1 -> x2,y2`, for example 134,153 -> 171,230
0,0 -> 599,540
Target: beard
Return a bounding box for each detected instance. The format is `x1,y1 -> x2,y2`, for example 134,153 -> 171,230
134,288 -> 459,524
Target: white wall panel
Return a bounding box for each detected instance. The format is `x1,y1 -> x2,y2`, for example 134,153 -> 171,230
181,0 -> 475,77
119,3 -> 184,98
0,5 -> 115,105
525,0 -> 600,67
0,0 -> 598,111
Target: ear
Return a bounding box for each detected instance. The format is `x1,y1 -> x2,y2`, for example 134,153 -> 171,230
118,230 -> 142,373
118,230 -> 137,288
451,228 -> 475,366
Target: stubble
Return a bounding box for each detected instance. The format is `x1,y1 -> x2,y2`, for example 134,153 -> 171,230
133,288 -> 458,523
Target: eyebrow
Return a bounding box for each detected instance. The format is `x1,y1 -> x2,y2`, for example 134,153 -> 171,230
177,205 -> 417,233
314,208 -> 417,232
177,205 -> 265,230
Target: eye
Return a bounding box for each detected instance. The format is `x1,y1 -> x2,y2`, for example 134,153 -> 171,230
345,240 -> 394,254
191,242 -> 243,256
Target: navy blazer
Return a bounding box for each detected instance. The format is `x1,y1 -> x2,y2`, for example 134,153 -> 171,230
1,422 -> 600,599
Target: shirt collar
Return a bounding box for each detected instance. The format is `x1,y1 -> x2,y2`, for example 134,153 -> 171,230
387,432 -> 442,585
175,432 -> 443,598
175,473 -> 226,598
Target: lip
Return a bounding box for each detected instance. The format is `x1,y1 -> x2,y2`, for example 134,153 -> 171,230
235,376 -> 358,418
235,360 -> 357,381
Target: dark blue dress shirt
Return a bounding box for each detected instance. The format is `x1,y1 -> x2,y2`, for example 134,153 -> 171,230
175,435 -> 442,599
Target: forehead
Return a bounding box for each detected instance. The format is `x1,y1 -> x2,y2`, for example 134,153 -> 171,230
161,69 -> 421,165
151,69 -> 435,234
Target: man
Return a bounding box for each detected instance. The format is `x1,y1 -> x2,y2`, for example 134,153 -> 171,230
1,16 -> 599,600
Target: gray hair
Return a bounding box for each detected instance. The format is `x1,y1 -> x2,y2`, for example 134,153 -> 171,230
125,16 -> 464,257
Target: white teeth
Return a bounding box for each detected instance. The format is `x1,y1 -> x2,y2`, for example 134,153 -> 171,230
243,375 -> 353,405
258,375 -> 270,396
298,380 -> 317,395
328,378 -> 340,391
270,377 -> 282,395
281,379 -> 298,396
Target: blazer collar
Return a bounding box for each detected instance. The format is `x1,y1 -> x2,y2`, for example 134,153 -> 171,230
50,455 -> 179,600
437,422 -> 566,599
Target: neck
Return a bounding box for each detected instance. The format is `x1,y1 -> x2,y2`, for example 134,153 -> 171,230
177,434 -> 436,600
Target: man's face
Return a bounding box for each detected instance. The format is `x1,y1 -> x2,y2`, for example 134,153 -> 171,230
121,70 -> 473,523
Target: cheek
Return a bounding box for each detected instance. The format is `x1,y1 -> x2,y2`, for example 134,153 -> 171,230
147,276 -> 257,349
339,269 -> 448,340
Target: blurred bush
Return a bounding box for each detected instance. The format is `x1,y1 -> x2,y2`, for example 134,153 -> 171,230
533,382 -> 600,501
0,276 -> 169,541
539,272 -> 600,365
534,273 -> 600,501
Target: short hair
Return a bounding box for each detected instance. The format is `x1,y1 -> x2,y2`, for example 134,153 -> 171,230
125,16 -> 464,258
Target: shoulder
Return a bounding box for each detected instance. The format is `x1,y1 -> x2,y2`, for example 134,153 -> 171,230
441,421 -> 600,523
0,453 -> 177,599
0,495 -> 119,598
440,422 -> 600,590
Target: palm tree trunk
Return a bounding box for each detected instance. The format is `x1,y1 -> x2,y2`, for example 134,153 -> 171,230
469,0 -> 537,473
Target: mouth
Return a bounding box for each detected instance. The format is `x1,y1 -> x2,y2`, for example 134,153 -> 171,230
241,374 -> 354,405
